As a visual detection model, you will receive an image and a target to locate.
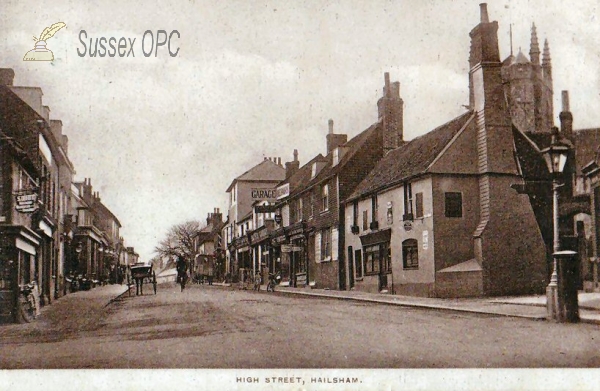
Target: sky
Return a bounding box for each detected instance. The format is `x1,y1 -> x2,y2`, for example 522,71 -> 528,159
1,0 -> 599,262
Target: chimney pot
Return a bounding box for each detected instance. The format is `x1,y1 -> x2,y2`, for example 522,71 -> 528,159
328,119 -> 334,134
480,3 -> 489,23
384,72 -> 390,94
561,90 -> 570,112
293,149 -> 298,162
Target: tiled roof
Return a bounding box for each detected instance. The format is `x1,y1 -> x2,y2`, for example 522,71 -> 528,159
226,159 -> 286,192
290,122 -> 381,198
348,110 -> 474,201
573,128 -> 600,173
278,154 -> 327,197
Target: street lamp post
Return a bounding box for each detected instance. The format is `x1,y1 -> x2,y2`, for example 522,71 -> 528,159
540,127 -> 571,321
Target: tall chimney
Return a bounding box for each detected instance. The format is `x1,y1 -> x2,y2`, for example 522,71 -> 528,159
378,73 -> 404,154
560,90 -> 573,140
285,149 -> 300,179
326,119 -> 347,154
0,68 -> 15,86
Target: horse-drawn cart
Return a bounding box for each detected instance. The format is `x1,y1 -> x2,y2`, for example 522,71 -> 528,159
129,263 -> 157,296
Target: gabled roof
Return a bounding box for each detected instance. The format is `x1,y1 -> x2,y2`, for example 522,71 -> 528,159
290,122 -> 381,198
348,110 -> 474,201
277,154 -> 327,198
512,126 -> 552,181
226,159 -> 285,192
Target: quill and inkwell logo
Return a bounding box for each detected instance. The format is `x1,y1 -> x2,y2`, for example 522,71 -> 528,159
23,22 -> 66,61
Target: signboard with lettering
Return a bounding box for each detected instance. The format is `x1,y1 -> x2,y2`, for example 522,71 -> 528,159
276,183 -> 290,200
255,204 -> 277,214
15,193 -> 38,213
251,188 -> 276,199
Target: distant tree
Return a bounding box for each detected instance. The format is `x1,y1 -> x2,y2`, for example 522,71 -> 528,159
154,220 -> 203,265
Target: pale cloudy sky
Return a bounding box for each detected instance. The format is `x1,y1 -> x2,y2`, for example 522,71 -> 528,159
1,0 -> 599,261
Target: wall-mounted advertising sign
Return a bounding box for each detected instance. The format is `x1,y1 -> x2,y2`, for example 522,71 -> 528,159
251,188 -> 276,199
15,192 -> 38,213
276,183 -> 290,200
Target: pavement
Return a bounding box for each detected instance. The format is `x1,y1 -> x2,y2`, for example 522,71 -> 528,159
210,281 -> 600,324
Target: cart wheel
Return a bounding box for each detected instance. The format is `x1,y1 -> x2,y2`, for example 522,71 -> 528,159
153,271 -> 157,294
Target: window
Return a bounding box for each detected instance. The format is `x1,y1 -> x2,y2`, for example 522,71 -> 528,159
362,210 -> 368,231
310,192 -> 315,218
364,245 -> 380,275
321,228 -> 331,259
403,182 -> 413,220
415,192 -> 424,218
402,239 -> 418,269
444,192 -> 463,218
321,183 -> 329,212
354,249 -> 363,278
353,201 -> 358,226
364,243 -> 389,275
297,197 -> 303,221
371,195 -> 378,222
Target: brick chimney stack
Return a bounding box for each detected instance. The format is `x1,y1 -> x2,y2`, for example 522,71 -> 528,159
285,149 -> 300,179
326,119 -> 348,155
377,72 -> 404,154
0,68 -> 15,86
560,90 -> 573,140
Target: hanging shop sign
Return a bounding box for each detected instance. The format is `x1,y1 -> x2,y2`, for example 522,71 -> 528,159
255,204 -> 277,214
15,192 -> 39,213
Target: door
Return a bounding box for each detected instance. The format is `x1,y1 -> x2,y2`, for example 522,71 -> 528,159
347,246 -> 354,289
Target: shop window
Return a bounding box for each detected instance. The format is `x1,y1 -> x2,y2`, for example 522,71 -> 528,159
402,239 -> 418,269
415,192 -> 424,218
364,242 -> 389,275
355,249 -> 363,278
364,244 -> 379,275
444,192 -> 463,218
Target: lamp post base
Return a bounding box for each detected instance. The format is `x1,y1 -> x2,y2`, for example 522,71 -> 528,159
546,284 -> 558,321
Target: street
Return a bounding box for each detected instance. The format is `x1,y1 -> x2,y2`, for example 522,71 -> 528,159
1,283 -> 600,368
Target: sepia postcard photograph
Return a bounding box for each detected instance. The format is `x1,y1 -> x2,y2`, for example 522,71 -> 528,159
0,0 -> 600,390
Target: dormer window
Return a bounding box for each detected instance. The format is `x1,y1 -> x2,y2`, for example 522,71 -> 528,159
311,162 -> 317,178
333,148 -> 339,166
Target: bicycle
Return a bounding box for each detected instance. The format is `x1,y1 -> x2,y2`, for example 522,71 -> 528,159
266,272 -> 281,292
18,282 -> 37,323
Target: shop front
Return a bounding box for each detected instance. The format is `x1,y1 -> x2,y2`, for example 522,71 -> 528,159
283,221 -> 307,287
250,224 -> 274,285
0,225 -> 41,323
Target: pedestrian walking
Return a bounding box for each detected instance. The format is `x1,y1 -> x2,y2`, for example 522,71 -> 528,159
254,271 -> 261,291
176,256 -> 188,292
